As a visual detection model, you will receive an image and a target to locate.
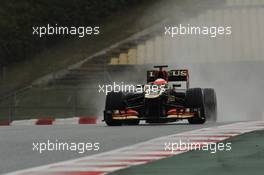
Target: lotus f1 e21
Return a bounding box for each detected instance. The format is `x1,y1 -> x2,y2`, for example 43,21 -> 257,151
103,65 -> 217,126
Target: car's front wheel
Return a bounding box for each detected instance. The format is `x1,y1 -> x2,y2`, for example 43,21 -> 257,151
104,92 -> 125,126
186,88 -> 206,124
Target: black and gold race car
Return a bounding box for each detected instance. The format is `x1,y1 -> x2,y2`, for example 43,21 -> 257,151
103,65 -> 217,126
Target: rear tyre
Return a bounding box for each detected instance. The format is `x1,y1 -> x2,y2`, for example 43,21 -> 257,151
186,88 -> 206,124
104,92 -> 125,126
203,88 -> 217,122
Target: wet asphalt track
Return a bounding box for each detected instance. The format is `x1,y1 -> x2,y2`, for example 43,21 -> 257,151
0,121 -> 228,174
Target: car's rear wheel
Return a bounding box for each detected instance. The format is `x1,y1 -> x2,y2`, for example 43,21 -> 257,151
104,92 -> 125,126
203,88 -> 217,121
186,88 -> 206,124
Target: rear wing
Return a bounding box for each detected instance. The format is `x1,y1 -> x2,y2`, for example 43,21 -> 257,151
168,70 -> 190,89
168,70 -> 189,81
147,69 -> 189,89
147,70 -> 168,83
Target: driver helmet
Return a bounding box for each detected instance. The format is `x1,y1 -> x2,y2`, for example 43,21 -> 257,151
153,78 -> 167,85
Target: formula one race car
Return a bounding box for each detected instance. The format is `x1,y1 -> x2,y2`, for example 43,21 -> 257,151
103,65 -> 217,126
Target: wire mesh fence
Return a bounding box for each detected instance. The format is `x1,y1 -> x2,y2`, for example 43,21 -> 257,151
0,86 -> 104,122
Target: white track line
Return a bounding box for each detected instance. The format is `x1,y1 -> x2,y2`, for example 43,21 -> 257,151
5,121 -> 264,175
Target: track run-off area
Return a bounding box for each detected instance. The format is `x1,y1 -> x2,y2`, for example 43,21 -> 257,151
1,121 -> 263,175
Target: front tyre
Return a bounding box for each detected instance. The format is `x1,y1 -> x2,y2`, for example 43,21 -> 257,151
186,88 -> 206,124
104,92 -> 125,126
104,111 -> 122,126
